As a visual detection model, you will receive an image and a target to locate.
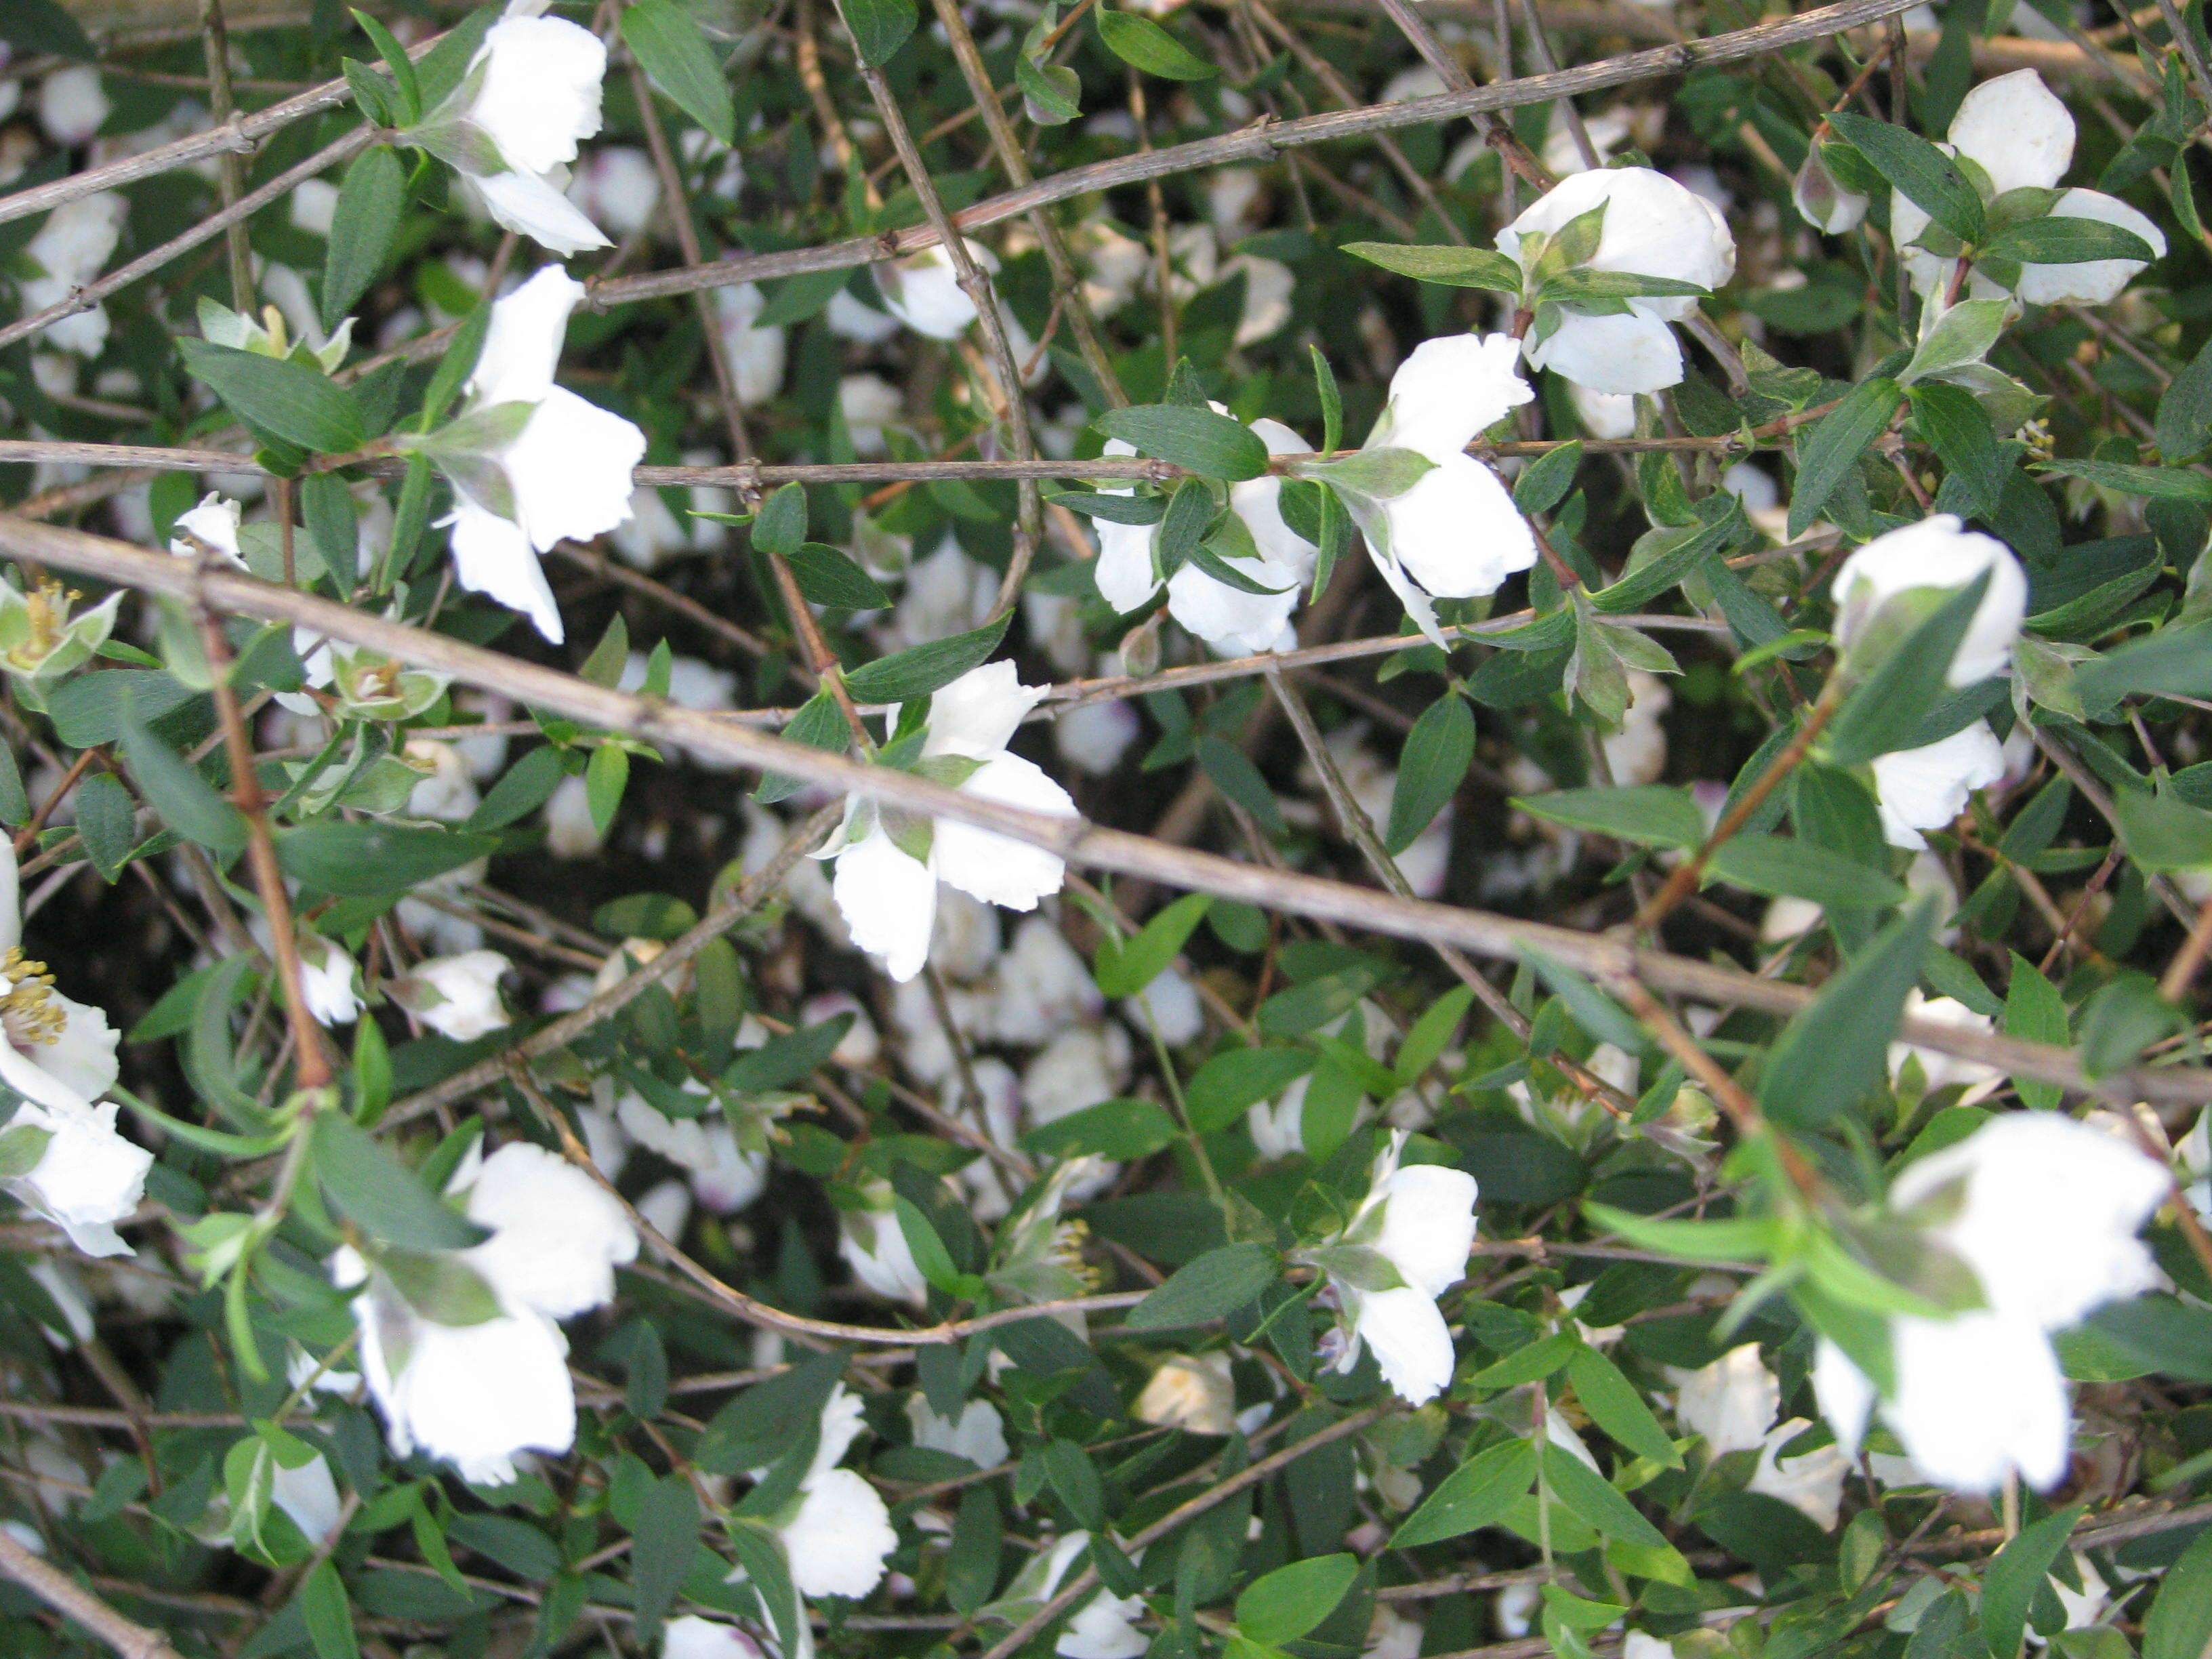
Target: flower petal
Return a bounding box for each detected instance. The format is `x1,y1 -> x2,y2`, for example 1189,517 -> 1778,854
1383,451 -> 1537,600
468,169 -> 611,259
2013,188 -> 2167,306
470,265 -> 582,407
1374,333 -> 1534,459
1869,721 -> 2005,849
933,754 -> 1077,914
469,15 -> 606,178
923,661 -> 1049,760
1946,69 -> 2073,197
1351,1284 -> 1458,1406
1376,1163 -> 1479,1297
504,387 -> 647,555
834,824 -> 939,983
1525,310 -> 1685,396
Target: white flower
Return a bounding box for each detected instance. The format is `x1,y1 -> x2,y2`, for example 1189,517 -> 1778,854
1033,1533 -> 1150,1659
168,493 -> 246,566
1498,167 -> 1736,394
1318,1131 -> 1478,1406
615,1084 -> 768,1214
1134,1354 -> 1238,1434
1829,516 -> 2028,689
774,1387 -> 897,1599
394,949 -> 512,1041
1748,1419 -> 1851,1531
906,1394 -> 1010,1467
1870,722 -> 2006,850
664,1617 -> 765,1659
1091,418 -> 1319,657
876,241 -> 995,338
822,661 -> 1078,983
1357,334 -> 1538,647
298,933 -> 363,1027
38,66 -> 109,146
1889,72 -> 2165,304
22,193 -> 125,356
840,1181 -> 929,1306
415,3 -> 611,255
1674,1342 -> 1780,1456
426,266 -> 648,644
338,1141 -> 636,1485
1813,1114 -> 2166,1493
0,842 -> 138,1258
1888,991 -> 2005,1099
714,283 -> 787,407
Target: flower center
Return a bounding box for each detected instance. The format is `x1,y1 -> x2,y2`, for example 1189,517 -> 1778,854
7,581 -> 78,670
0,949 -> 66,1049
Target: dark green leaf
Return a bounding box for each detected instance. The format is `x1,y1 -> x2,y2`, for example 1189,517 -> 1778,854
2157,333 -> 2212,461
1788,375 -> 1902,537
1236,1555 -> 1359,1645
179,340 -> 367,455
1097,404 -> 1265,479
75,771 -> 136,883
1094,7 -> 1214,78
322,147 -> 405,333
1759,901 -> 1937,1129
621,0 -> 735,145
312,1114 -> 488,1251
0,0 -> 95,59
466,745 -> 568,832
1196,733 -> 1284,835
756,689 -> 851,804
1095,891 -> 1210,997
1982,216 -> 2156,266
1124,1242 -> 1278,1330
119,712 -> 245,861
1513,785 -> 1705,849
1184,1046 -> 1315,1133
1982,1505 -> 2083,1659
1021,1099 -> 1183,1160
840,0 -> 918,66
1706,834 -> 1909,909
1340,243 -> 1524,292
1390,1439 -> 1536,1547
2143,1519 -> 2212,1659
1909,380 -> 2008,519
1385,693 -> 1473,854
300,1559 -> 360,1659
841,615 -> 1009,703
276,823 -> 499,897
1825,571 -> 1992,769
726,1014 -> 854,1093
1827,111 -> 1985,242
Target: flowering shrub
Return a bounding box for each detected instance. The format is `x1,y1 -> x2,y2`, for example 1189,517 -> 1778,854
12,3 -> 2212,1659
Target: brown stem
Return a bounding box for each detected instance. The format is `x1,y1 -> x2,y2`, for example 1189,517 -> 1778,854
0,1526 -> 186,1659
192,598 -> 331,1090
1633,678 -> 1844,936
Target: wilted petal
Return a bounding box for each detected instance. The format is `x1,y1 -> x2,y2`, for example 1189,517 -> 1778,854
934,754 -> 1077,913
834,824 -> 939,983
1525,310 -> 1685,396
1946,69 -> 2074,197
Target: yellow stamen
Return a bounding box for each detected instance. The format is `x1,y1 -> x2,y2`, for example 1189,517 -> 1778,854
0,947 -> 64,1048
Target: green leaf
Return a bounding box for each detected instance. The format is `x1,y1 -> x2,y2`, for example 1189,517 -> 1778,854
1184,1046 -> 1315,1133
321,146 -> 405,333
178,340 -> 367,455
756,689 -> 851,804
300,1559 -> 360,1659
1197,733 -> 1285,835
1580,1203 -> 1776,1262
630,1475 -> 701,1644
1824,570 -> 1991,769
2003,952 -> 2068,1113
1341,242 -> 1525,291
1982,216 -> 2156,266
1097,404 -> 1265,479
2113,783 -> 2212,872
1124,1242 -> 1278,1329
1567,1346 -> 1683,1469
1908,380 -> 2008,518
1518,945 -> 1647,1054
1021,1099 -> 1183,1160
2074,622 -> 2212,705
787,542 -> 892,610
352,8 -> 421,121
276,823 -> 500,897
0,0 -> 95,59
312,1114 -> 488,1252
840,0 -> 918,66
1788,375 -> 1902,537
2157,333 -> 2212,461
2039,459 -> 2212,501
1236,1555 -> 1359,1645
584,741 -> 628,838
1385,693 -> 1473,855
620,0 -> 735,146
466,745 -> 568,832
1540,1440 -> 1668,1551
1827,111 -> 1985,243
75,771 -> 136,884
1041,1438 -> 1105,1528
118,713 -> 244,862
1155,475 -> 1216,581
1759,900 -> 1938,1129
1046,490 -> 1164,525
1513,442 -> 1584,516
841,615 -> 1010,703
1900,298 -> 2009,386
1094,7 -> 1214,78
752,482 -> 808,556
2143,1521 -> 2212,1659
1390,1439 -> 1536,1547
1096,892 -> 1211,998
727,1013 -> 854,1092
1705,834 -> 1908,909
0,744 -> 27,827
1513,785 -> 1706,850
1982,1504 -> 2083,1659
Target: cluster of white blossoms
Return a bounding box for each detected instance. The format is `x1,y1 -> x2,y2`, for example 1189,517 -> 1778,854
1828,514 -> 2030,848
335,1140 -> 636,1483
1814,1113 -> 2167,1493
